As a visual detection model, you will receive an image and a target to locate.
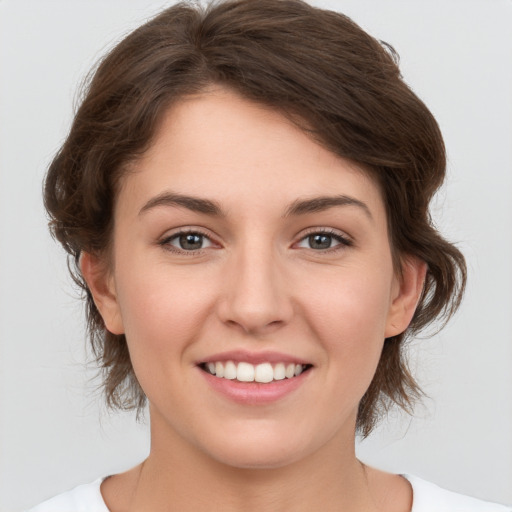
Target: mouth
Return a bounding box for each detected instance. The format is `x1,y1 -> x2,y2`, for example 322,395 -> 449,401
199,361 -> 313,383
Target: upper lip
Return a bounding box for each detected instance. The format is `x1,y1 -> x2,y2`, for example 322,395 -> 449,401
198,350 -> 312,366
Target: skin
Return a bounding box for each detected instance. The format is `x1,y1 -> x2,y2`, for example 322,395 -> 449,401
82,88 -> 426,511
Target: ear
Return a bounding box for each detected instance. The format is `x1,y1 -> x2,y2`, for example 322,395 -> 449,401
385,256 -> 427,338
80,251 -> 124,335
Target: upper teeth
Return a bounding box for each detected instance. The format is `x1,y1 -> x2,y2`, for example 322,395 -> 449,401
205,361 -> 305,383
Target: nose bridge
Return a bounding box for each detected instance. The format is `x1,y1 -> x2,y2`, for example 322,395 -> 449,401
220,234 -> 291,333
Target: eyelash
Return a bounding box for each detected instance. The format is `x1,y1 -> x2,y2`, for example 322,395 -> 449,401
295,228 -> 353,253
158,228 -> 215,255
158,227 -> 353,255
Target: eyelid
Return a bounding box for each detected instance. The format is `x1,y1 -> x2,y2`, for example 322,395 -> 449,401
158,226 -> 221,254
157,226 -> 353,255
293,227 -> 353,251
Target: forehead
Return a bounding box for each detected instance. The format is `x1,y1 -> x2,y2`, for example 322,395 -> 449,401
119,89 -> 385,222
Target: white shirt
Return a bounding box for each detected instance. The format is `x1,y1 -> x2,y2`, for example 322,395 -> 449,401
27,474 -> 511,512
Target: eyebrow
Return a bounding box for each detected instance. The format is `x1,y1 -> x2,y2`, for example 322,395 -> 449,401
138,191 -> 372,221
284,195 -> 373,220
139,192 -> 224,217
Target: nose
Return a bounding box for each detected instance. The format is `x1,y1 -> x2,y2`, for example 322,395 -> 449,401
217,242 -> 293,335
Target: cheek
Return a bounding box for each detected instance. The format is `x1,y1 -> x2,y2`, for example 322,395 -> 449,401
300,268 -> 393,379
305,267 -> 392,333
113,260 -> 217,364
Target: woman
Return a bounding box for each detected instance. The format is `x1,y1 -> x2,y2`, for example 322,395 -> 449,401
27,0 -> 510,510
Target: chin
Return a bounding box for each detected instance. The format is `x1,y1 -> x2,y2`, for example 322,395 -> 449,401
199,426 -> 312,470
213,446 -> 304,470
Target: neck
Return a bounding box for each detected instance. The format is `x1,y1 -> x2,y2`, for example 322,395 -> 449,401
124,412 -> 380,512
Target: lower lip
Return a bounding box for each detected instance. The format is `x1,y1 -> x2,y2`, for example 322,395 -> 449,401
199,368 -> 310,405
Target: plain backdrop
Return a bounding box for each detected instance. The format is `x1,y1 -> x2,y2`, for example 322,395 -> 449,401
1,1 -> 511,510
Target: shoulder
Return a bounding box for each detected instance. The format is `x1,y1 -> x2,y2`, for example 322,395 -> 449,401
26,478 -> 109,512
404,474 -> 511,512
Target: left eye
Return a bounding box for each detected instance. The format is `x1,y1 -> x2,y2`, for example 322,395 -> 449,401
166,232 -> 213,251
296,232 -> 349,250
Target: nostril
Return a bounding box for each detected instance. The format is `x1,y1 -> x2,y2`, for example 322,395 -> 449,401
217,267 -> 293,333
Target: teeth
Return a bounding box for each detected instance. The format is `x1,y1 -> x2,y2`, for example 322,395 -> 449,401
204,360 -> 307,383
215,361 -> 224,378
274,363 -> 285,380
254,363 -> 273,383
224,360 -> 237,380
237,362 -> 255,382
285,363 -> 295,379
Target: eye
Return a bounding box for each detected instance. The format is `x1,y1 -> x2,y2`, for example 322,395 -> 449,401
296,230 -> 352,251
161,231 -> 214,252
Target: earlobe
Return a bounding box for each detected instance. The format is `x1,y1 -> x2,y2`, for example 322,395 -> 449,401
80,252 -> 125,335
385,256 -> 427,338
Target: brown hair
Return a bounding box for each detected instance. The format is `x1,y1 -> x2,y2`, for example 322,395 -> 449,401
45,0 -> 466,436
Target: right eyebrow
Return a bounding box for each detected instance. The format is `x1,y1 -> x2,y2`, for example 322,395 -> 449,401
138,191 -> 224,217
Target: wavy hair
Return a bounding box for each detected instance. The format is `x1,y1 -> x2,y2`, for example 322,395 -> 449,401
45,0 -> 466,436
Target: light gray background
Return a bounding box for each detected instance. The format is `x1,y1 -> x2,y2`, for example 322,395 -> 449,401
1,1 -> 511,510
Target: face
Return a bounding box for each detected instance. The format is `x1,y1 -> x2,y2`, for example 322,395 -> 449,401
84,88 -> 423,469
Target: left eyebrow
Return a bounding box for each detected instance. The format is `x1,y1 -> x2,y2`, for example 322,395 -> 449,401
284,195 -> 373,221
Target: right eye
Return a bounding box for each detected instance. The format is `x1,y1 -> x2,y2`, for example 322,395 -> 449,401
160,231 -> 214,252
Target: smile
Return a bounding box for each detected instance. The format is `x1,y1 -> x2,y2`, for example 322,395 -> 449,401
201,361 -> 311,383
